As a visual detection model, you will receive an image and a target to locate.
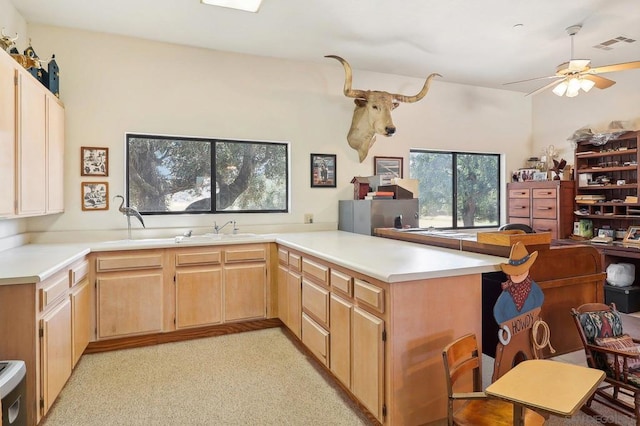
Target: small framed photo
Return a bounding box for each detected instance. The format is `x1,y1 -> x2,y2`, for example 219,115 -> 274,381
623,226 -> 640,244
374,156 -> 403,178
310,153 -> 336,188
81,182 -> 109,211
81,146 -> 109,176
532,172 -> 547,181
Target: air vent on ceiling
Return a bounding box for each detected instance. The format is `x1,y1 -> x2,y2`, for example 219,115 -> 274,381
593,35 -> 636,50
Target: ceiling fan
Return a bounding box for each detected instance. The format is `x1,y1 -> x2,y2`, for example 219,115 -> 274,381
506,24 -> 640,97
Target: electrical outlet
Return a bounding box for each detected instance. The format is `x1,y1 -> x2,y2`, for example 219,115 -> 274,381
304,213 -> 313,224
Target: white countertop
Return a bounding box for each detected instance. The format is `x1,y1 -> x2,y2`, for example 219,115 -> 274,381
0,231 -> 505,285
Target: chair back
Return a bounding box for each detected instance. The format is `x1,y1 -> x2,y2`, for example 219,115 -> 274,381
442,333 -> 482,398
571,302 -> 622,370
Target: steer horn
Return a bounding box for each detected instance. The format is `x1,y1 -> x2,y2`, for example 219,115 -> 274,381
326,54 -> 441,103
325,55 -> 367,99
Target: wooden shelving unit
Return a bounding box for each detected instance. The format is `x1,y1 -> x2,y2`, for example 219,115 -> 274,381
574,131 -> 640,231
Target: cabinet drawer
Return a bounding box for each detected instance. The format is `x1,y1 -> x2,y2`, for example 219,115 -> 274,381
175,251 -> 221,266
302,258 -> 329,285
302,278 -> 329,328
533,187 -> 557,199
288,253 -> 302,271
302,313 -> 329,366
96,254 -> 163,272
40,272 -> 70,311
532,219 -> 557,237
70,260 -> 89,286
224,247 -> 266,263
508,188 -> 530,199
508,198 -> 530,217
278,248 -> 288,265
354,279 -> 384,314
532,198 -> 557,219
331,270 -> 353,297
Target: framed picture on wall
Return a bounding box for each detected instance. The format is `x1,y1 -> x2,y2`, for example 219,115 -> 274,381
81,182 -> 109,211
310,153 -> 336,187
81,146 -> 109,176
374,156 -> 403,178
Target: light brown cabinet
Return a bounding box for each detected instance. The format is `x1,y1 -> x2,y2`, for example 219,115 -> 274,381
0,256 -> 88,426
95,251 -> 164,339
174,248 -> 223,329
506,180 -> 575,239
223,245 -> 267,322
0,50 -> 15,217
276,245 -> 386,423
70,278 -> 91,366
0,49 -> 65,218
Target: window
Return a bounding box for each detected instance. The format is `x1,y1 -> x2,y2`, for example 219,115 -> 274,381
409,150 -> 500,229
126,134 -> 289,214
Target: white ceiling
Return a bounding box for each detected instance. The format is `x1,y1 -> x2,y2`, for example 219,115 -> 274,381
8,0 -> 640,94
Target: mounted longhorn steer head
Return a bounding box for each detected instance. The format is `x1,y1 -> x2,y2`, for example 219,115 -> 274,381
326,55 -> 440,162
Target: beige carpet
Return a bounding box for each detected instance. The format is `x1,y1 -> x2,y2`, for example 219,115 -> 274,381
41,328 -> 370,425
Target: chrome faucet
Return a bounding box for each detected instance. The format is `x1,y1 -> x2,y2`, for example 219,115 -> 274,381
213,220 -> 238,234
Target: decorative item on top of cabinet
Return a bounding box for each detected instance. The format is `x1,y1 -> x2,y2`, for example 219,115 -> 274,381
506,180 -> 575,240
574,131 -> 640,235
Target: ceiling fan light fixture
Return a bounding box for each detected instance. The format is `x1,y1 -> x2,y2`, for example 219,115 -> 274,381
566,77 -> 581,97
552,81 -> 568,96
580,78 -> 596,92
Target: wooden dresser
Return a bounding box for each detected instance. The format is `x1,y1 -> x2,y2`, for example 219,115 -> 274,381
507,180 -> 575,240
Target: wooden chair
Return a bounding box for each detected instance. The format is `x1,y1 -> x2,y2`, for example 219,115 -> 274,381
441,333 -> 545,426
571,302 -> 640,425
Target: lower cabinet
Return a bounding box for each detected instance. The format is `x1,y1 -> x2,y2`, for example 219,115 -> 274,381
352,306 -> 385,420
70,278 -> 91,366
40,298 -> 72,414
176,267 -> 223,328
286,269 -> 302,338
329,294 -> 352,388
224,263 -> 267,321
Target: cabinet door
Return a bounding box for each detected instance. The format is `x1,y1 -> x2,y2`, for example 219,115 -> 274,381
0,53 -> 15,217
70,278 -> 91,367
277,264 -> 289,326
175,266 -> 222,328
46,95 -> 65,213
41,298 -> 72,415
352,306 -> 384,421
97,273 -> 163,338
16,71 -> 46,216
224,263 -> 267,322
330,294 -> 352,388
287,270 -> 302,339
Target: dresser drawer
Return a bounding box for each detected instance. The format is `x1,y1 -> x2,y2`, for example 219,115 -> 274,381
302,278 -> 329,328
354,279 -> 384,314
508,198 -> 530,218
288,253 -> 302,272
40,271 -> 70,311
331,270 -> 353,297
224,246 -> 266,263
175,250 -> 221,266
302,258 -> 329,286
301,313 -> 329,366
96,253 -> 163,272
508,188 -> 530,199
532,198 -> 557,219
532,219 -> 558,238
533,187 -> 557,199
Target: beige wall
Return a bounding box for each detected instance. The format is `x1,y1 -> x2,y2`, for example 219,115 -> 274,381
1,10 -> 533,241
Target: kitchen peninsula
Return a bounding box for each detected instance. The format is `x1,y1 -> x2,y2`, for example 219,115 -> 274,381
0,231 -> 532,425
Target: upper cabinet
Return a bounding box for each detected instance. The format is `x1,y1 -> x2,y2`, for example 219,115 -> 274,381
574,131 -> 640,230
1,49 -> 65,217
0,51 -> 16,217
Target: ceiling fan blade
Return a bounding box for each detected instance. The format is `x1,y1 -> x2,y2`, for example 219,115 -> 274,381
504,75 -> 561,86
526,79 -> 565,97
568,59 -> 591,72
589,61 -> 640,74
582,74 -> 616,89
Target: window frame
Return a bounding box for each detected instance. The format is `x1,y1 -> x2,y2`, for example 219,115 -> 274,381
125,133 -> 290,215
409,149 -> 501,230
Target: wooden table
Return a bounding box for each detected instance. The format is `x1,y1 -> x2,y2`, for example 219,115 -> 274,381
485,359 -> 605,425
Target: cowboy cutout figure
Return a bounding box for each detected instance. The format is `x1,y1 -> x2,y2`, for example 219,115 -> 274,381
492,242 -> 545,381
